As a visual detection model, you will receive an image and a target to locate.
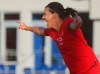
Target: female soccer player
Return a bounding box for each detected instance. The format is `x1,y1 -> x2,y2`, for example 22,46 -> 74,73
17,2 -> 100,74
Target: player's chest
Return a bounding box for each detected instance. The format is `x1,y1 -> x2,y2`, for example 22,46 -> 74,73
49,30 -> 66,45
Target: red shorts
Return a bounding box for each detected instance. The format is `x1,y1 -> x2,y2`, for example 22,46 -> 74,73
85,62 -> 100,74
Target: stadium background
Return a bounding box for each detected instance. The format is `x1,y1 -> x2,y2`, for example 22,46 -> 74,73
0,0 -> 100,74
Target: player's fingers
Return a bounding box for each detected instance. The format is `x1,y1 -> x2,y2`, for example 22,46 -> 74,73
74,13 -> 78,17
17,22 -> 21,24
18,26 -> 21,29
16,22 -> 22,29
17,22 -> 24,25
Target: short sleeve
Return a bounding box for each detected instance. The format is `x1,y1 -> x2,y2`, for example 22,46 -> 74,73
63,17 -> 74,29
64,17 -> 74,25
44,28 -> 50,36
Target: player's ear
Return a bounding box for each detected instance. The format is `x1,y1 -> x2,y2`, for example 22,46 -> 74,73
53,12 -> 59,18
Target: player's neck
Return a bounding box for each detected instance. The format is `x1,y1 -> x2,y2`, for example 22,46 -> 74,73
53,18 -> 63,31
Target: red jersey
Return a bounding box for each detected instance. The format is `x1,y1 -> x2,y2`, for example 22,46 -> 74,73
44,17 -> 99,74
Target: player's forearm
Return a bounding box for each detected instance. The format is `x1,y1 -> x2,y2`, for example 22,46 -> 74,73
75,23 -> 82,30
69,20 -> 81,31
69,15 -> 82,30
25,26 -> 45,35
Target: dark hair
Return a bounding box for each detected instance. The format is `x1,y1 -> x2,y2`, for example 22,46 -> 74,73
46,2 -> 78,19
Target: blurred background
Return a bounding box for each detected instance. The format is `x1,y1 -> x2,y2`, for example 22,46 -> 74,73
0,0 -> 100,74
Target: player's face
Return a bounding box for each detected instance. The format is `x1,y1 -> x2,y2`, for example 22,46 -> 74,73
42,7 -> 56,28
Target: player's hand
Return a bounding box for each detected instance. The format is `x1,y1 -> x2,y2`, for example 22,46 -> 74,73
17,22 -> 28,30
74,13 -> 82,24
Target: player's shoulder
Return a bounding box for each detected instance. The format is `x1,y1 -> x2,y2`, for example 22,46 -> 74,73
64,16 -> 74,22
62,16 -> 74,28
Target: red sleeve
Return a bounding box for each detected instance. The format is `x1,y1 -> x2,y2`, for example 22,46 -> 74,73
62,17 -> 74,29
64,17 -> 74,25
44,28 -> 50,36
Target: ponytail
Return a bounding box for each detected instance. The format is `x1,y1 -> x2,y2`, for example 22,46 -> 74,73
64,7 -> 78,17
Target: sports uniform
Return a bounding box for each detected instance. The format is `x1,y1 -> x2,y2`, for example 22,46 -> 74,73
44,17 -> 100,74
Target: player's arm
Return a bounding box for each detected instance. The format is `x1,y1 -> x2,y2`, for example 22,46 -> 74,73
17,22 -> 45,35
68,13 -> 82,30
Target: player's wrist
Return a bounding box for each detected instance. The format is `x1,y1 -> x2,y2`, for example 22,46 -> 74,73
25,26 -> 29,31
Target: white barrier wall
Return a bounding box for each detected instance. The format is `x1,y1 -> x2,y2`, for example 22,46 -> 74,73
90,0 -> 100,19
0,0 -> 89,12
93,21 -> 100,58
